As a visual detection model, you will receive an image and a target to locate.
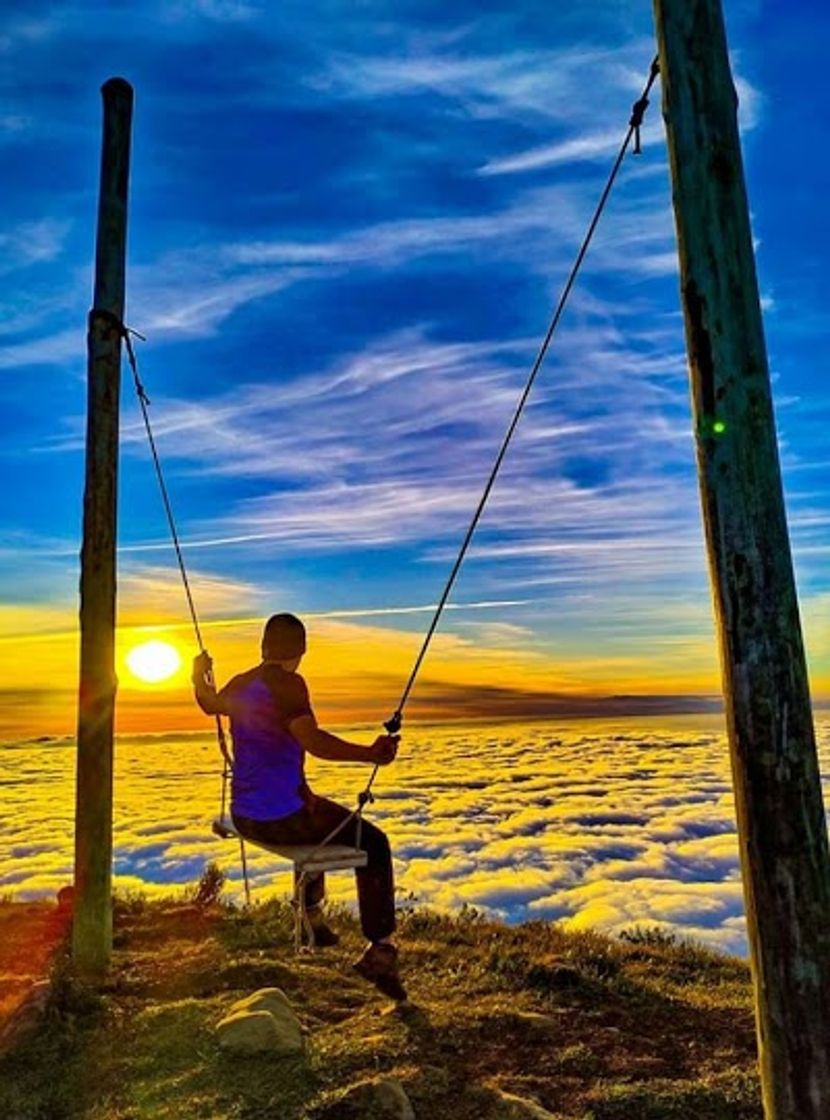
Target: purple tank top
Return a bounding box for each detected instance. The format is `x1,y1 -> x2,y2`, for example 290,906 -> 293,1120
218,665 -> 312,821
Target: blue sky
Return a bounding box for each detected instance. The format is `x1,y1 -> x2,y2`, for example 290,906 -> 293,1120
2,0 -> 830,730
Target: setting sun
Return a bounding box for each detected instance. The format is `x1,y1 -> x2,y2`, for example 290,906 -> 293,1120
125,640 -> 182,684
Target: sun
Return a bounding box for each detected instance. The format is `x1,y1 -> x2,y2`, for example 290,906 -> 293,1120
125,640 -> 182,684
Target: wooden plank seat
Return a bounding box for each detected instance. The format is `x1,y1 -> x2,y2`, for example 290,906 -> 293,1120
212,815 -> 368,873
212,814 -> 367,951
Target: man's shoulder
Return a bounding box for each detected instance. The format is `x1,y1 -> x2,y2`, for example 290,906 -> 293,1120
262,664 -> 308,692
261,665 -> 312,714
222,665 -> 264,694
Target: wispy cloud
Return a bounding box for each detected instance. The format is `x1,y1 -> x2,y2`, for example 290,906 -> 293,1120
480,129 -> 629,177
131,269 -> 309,338
0,14 -> 59,56
0,113 -> 31,138
91,166 -> 679,350
734,71 -> 764,132
0,218 -> 72,273
0,327 -> 81,370
308,40 -> 654,125
117,564 -> 266,626
168,0 -> 261,22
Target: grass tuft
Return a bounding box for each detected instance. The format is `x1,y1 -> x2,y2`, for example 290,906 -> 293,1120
189,861 -> 226,909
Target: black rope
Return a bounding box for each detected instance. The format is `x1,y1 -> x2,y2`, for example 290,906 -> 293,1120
123,333 -> 235,777
124,333 -> 205,652
363,55 -> 661,801
124,329 -> 247,891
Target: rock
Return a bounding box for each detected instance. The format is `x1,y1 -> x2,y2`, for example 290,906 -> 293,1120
216,988 -> 304,1057
56,886 -> 74,912
489,1088 -> 564,1119
317,1077 -> 415,1119
0,981 -> 51,1052
366,1080 -> 415,1119
511,1010 -> 560,1033
230,987 -> 293,1018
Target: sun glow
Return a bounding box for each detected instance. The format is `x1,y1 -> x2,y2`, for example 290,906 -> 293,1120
125,640 -> 182,684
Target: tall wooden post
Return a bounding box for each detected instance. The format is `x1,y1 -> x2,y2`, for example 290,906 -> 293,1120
73,77 -> 133,977
653,3 -> 830,1116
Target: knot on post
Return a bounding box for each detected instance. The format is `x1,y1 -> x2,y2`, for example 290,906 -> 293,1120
629,95 -> 649,155
628,57 -> 659,156
88,307 -> 125,336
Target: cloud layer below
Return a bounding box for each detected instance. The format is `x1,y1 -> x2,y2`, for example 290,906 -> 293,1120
4,713 -> 828,957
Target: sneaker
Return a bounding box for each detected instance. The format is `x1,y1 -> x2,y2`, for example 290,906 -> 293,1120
353,942 -> 408,1002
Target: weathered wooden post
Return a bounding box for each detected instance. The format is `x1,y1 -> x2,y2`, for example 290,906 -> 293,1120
73,77 -> 133,977
653,2 -> 830,1116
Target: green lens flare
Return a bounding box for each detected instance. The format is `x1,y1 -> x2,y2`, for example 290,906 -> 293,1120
713,420 -> 726,435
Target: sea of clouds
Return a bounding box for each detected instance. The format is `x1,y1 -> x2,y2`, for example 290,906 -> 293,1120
3,715 -> 829,957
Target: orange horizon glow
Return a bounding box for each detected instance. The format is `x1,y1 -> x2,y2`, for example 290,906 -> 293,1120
2,598 -> 829,741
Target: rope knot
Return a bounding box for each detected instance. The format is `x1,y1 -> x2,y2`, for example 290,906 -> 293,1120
629,57 -> 660,156
629,95 -> 649,154
358,789 -> 375,808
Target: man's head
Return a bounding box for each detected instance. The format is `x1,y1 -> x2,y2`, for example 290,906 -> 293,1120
262,613 -> 306,670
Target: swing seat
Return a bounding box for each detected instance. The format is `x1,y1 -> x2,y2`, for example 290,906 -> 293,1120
212,815 -> 368,873
212,814 -> 368,953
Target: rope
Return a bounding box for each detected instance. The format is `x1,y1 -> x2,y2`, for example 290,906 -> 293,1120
125,327 -> 348,890
238,836 -> 251,907
122,329 -> 249,901
302,54 -> 661,860
272,54 -> 658,864
124,333 -> 204,651
359,54 -> 661,802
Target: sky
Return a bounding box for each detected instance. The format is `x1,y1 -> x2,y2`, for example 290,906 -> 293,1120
2,0 -> 830,738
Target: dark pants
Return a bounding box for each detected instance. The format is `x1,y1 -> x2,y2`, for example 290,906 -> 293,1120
233,793 -> 396,943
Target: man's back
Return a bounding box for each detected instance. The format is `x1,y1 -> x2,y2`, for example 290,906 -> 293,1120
220,664 -> 312,821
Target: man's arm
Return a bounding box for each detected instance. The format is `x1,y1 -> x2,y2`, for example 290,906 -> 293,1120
192,651 -> 229,717
289,713 -> 398,766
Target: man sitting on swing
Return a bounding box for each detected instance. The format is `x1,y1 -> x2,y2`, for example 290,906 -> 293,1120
192,612 -> 405,1001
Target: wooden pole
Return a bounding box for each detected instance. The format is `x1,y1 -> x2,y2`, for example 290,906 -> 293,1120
73,77 -> 133,978
653,3 -> 830,1116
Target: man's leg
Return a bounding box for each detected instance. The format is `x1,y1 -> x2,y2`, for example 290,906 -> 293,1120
234,802 -> 404,996
303,795 -> 396,943
302,796 -> 406,1000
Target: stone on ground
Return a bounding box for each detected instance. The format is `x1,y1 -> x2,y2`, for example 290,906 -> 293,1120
315,1077 -> 415,1119
488,1087 -> 566,1119
216,987 -> 304,1056
230,987 -> 293,1018
0,980 -> 51,1051
511,1010 -> 561,1033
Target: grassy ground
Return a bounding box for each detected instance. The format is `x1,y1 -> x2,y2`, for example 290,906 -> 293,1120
0,877 -> 762,1120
